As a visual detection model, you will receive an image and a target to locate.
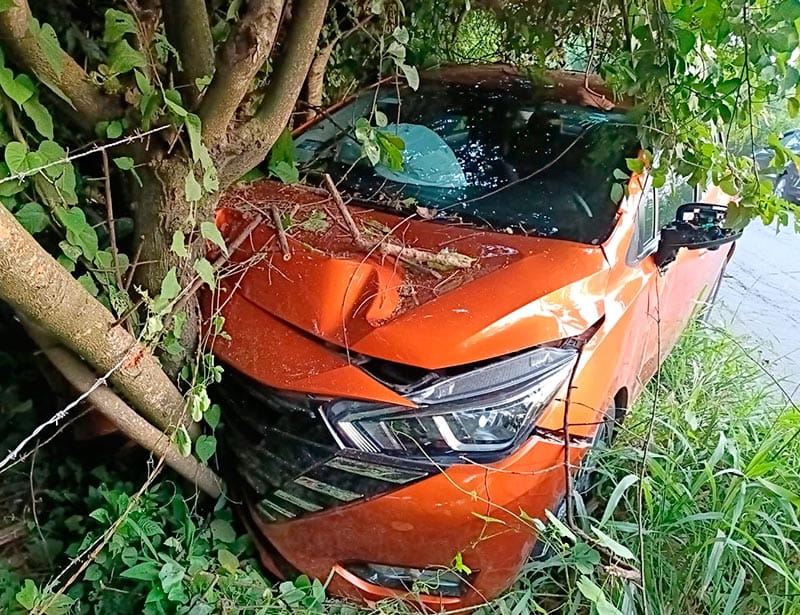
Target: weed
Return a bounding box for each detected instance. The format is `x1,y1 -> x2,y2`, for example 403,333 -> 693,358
4,324 -> 800,614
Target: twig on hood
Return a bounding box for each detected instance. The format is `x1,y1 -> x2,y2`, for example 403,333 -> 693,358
323,173 -> 475,271
269,204 -> 292,261
324,173 -> 362,240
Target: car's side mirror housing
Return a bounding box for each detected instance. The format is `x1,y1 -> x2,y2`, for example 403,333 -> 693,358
654,203 -> 742,269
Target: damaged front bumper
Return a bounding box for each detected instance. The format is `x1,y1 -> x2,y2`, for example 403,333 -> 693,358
217,344 -> 587,607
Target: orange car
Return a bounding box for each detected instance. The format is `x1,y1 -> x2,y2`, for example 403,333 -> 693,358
203,65 -> 741,608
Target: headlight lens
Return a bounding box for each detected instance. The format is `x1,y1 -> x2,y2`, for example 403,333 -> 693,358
326,346 -> 577,461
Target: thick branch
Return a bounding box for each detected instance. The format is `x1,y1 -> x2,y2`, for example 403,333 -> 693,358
198,0 -> 285,146
27,326 -> 222,498
0,0 -> 123,130
0,202 -> 192,435
163,0 -> 215,109
304,15 -> 371,119
218,0 -> 329,187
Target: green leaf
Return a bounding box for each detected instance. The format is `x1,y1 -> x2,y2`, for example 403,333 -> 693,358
195,434 -> 217,465
268,128 -> 298,183
173,425 -> 191,457
104,9 -> 138,43
164,93 -> 188,118
108,40 -> 146,75
16,579 -> 39,610
625,157 -> 644,174
170,230 -> 188,257
300,210 -> 330,233
544,508 -> 577,541
195,74 -> 212,91
676,28 -> 696,56
193,257 -> 215,290
185,169 -> 202,202
591,526 -> 636,560
113,156 -> 135,171
205,403 -> 221,430
610,182 -> 624,202
77,274 -> 99,296
159,561 -> 185,593
55,206 -> 98,260
0,0 -> 16,12
210,518 -> 236,543
22,98 -> 54,139
398,63 -> 419,90
4,141 -> 28,175
159,267 -> 181,302
217,549 -> 239,573
200,221 -> 227,255
269,160 -> 299,184
600,474 -> 638,526
14,201 -> 49,234
0,68 -> 34,105
106,120 -> 124,139
30,21 -> 63,75
789,97 -> 800,119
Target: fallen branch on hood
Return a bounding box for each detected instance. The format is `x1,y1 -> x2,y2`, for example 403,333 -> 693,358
323,174 -> 476,271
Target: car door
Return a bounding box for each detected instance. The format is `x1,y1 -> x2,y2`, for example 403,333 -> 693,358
652,175 -> 732,360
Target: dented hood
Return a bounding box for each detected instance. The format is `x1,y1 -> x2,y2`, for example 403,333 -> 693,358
204,182 -> 609,403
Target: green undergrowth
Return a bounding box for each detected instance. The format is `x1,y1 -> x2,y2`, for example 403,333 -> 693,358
2,323 -> 800,614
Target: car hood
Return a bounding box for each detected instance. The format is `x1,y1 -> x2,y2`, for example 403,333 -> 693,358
204,181 -> 609,403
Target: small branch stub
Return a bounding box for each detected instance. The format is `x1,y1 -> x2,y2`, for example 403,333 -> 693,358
269,204 -> 292,261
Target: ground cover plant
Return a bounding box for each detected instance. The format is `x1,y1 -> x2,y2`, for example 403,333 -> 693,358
3,322 -> 799,614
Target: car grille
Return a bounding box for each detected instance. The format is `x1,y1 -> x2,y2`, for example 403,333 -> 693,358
215,371 -> 429,523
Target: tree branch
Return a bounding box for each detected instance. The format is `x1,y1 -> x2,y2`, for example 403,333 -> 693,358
217,0 -> 329,187
197,0 -> 285,146
0,0 -> 123,131
304,15 -> 372,121
0,201 -> 194,436
163,0 -> 215,109
26,326 -> 222,498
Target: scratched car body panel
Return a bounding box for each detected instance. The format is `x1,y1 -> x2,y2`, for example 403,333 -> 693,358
202,65 -> 737,608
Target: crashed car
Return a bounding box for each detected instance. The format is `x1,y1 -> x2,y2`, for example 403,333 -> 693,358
202,65 -> 741,608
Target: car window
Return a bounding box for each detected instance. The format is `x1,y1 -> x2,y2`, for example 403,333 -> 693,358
657,173 -> 694,227
635,182 -> 658,256
296,84 -> 639,245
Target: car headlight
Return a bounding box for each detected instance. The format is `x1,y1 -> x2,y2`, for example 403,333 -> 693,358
325,346 -> 577,461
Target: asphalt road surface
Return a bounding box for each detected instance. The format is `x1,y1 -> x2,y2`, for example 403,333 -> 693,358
713,219 -> 800,399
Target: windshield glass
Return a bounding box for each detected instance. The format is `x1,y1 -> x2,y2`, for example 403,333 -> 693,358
295,83 -> 639,244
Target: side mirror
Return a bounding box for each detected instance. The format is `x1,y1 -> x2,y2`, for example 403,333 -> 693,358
654,203 -> 742,269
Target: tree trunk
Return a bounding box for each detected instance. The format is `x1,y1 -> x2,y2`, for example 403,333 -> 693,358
0,201 -> 193,435
133,158 -> 221,371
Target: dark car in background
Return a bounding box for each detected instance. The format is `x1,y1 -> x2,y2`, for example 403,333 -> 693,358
755,129 -> 800,203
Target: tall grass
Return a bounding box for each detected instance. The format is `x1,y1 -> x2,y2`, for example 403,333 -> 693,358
486,324 -> 800,615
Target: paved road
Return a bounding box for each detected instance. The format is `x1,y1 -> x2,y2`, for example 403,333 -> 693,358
712,219 -> 800,399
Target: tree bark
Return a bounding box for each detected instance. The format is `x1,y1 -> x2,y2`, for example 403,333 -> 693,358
163,0 -> 216,109
219,0 -> 330,187
27,326 -> 222,498
198,0 -> 285,146
0,202 -> 193,435
133,157 -> 220,371
0,0 -> 123,131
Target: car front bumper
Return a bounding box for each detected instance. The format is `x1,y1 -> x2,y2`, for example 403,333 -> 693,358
239,433 -> 586,608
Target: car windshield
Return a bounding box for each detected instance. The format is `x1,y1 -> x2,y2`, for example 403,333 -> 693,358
295,82 -> 639,244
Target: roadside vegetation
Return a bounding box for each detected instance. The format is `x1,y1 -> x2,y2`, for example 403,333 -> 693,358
2,1 -> 800,614
3,322 -> 799,614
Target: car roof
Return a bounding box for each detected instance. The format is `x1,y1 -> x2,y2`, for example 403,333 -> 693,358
419,64 -> 630,111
